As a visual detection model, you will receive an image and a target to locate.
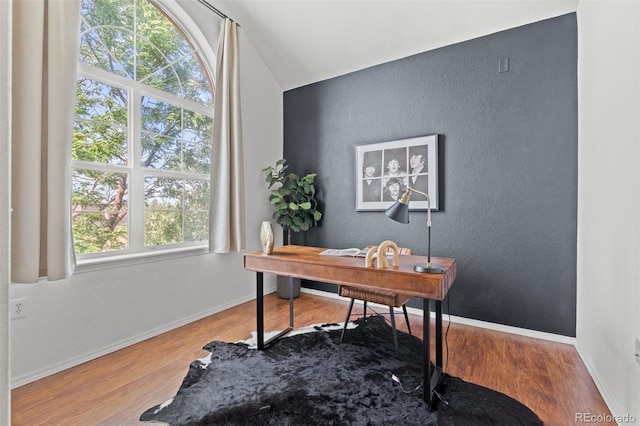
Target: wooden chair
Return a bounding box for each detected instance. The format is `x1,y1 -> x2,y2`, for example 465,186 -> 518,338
339,246 -> 413,355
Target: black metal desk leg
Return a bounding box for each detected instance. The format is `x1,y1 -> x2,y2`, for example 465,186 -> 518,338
289,276 -> 294,328
256,272 -> 264,350
257,275 -> 294,349
423,298 -> 432,407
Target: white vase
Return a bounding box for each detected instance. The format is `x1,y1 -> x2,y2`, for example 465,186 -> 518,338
260,221 -> 274,254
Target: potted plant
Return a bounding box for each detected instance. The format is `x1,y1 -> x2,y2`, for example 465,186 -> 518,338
263,159 -> 322,244
263,159 -> 322,297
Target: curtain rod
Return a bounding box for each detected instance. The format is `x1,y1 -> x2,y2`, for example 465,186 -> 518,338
197,0 -> 240,26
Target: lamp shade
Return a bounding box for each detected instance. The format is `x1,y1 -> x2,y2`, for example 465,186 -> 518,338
384,187 -> 444,274
385,200 -> 409,224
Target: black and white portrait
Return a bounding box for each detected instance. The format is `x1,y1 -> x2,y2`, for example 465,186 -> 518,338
361,150 -> 382,202
407,145 -> 429,194
355,134 -> 439,211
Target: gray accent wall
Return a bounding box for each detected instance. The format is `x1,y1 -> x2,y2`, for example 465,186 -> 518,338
283,14 -> 577,336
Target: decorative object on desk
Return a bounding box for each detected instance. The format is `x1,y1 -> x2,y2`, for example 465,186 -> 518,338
259,221 -> 274,254
386,187 -> 444,273
140,315 -> 542,425
355,134 -> 439,211
262,159 -> 322,245
364,240 -> 400,269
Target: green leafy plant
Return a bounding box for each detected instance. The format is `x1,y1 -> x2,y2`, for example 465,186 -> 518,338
263,159 -> 322,244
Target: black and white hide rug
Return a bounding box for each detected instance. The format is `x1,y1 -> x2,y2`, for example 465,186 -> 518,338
140,315 -> 542,425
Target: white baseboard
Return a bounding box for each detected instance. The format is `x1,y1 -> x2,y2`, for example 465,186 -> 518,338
11,284 -> 573,389
574,343 -> 620,420
301,287 -> 576,345
10,285 -> 277,389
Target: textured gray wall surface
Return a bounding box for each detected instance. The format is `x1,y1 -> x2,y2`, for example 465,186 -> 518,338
282,14 -> 577,336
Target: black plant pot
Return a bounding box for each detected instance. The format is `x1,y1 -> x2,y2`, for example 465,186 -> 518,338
275,228 -> 302,299
276,276 -> 301,299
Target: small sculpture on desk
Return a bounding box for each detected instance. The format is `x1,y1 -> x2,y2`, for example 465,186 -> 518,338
260,221 -> 274,254
365,240 -> 400,269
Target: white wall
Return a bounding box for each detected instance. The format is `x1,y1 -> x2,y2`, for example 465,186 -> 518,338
8,1 -> 284,386
577,0 -> 640,420
1,0 -> 12,422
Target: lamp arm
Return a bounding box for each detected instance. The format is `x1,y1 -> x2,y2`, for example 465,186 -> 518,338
406,187 -> 432,227
404,187 -> 433,266
406,186 -> 428,199
388,186 -> 443,273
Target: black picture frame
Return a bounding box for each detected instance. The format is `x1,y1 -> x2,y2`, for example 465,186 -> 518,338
355,134 -> 439,211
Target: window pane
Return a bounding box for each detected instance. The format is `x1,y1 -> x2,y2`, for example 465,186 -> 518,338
80,0 -> 134,77
72,169 -> 129,254
73,78 -> 128,165
73,119 -> 128,165
183,110 -> 212,173
141,100 -> 213,173
184,179 -> 209,242
136,0 -> 192,74
180,56 -> 213,106
143,177 -> 209,246
184,211 -> 208,242
144,176 -> 182,246
73,213 -> 128,253
141,96 -> 181,138
145,176 -> 182,211
183,141 -> 211,173
75,78 -> 128,123
81,0 -> 134,30
183,179 -> 210,210
140,59 -> 181,97
144,211 -> 182,246
80,28 -> 134,78
138,0 -> 192,59
141,132 -> 180,170
140,52 -> 212,106
136,0 -> 194,95
183,110 -> 213,142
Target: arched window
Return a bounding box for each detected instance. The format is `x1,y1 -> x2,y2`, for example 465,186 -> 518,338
72,0 -> 214,258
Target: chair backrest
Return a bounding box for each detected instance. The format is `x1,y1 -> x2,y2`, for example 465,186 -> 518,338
363,245 -> 412,256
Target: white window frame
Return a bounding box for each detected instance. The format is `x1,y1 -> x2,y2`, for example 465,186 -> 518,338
74,0 -> 217,268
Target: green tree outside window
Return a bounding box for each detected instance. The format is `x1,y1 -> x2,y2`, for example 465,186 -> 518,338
72,0 -> 213,256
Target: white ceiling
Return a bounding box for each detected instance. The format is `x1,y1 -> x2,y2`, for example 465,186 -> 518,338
219,0 -> 578,91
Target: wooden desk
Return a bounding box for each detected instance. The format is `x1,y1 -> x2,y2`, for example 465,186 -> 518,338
243,245 -> 457,409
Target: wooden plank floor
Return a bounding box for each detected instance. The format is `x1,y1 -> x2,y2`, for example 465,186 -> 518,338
11,292 -> 613,425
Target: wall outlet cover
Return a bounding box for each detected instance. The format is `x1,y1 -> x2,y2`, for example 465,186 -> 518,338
11,297 -> 27,320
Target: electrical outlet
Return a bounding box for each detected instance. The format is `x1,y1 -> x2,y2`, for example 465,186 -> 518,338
10,298 -> 27,320
635,338 -> 640,366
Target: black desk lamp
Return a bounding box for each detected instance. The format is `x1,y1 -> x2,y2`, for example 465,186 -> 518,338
385,187 -> 444,273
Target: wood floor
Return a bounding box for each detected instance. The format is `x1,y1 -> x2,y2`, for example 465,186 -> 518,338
11,292 -> 613,425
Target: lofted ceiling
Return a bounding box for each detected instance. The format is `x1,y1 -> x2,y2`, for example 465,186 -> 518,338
218,0 -> 578,91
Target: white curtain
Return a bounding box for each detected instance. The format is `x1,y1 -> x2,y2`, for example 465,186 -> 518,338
209,18 -> 245,253
11,0 -> 80,282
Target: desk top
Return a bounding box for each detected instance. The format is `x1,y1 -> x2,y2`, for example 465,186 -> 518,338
244,245 -> 456,300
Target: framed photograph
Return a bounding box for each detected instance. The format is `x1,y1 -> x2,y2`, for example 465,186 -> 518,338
355,134 -> 439,211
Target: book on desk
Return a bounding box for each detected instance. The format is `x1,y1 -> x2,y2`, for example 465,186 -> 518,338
319,248 -> 368,257
319,247 -> 397,258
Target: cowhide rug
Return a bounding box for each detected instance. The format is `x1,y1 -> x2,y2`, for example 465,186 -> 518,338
140,315 -> 542,425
